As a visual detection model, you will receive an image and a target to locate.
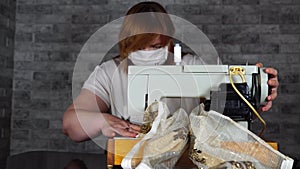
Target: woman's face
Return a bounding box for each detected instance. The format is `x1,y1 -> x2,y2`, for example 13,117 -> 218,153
140,36 -> 165,51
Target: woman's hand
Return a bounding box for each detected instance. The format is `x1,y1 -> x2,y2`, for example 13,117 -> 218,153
256,63 -> 279,112
101,113 -> 141,138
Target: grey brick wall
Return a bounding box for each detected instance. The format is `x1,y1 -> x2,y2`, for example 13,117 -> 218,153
0,0 -> 15,168
11,0 -> 300,167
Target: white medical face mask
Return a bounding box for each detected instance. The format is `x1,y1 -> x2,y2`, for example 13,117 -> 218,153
128,46 -> 169,66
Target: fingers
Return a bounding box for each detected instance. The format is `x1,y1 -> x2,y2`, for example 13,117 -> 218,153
129,123 -> 141,132
101,116 -> 140,138
268,78 -> 279,87
255,62 -> 263,68
261,100 -> 272,112
265,67 -> 278,77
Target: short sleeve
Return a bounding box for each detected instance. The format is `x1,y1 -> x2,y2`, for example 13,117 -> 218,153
182,54 -> 206,65
82,64 -> 111,107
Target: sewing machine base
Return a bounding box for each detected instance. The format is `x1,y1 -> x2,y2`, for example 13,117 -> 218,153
106,138 -> 278,168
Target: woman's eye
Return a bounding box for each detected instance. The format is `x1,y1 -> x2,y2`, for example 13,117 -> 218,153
152,45 -> 162,49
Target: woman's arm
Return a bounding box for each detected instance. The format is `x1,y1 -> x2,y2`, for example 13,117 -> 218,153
62,89 -> 140,142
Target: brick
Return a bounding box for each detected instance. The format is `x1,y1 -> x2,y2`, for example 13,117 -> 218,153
165,4 -> 196,16
35,32 -> 70,43
222,25 -> 280,34
49,91 -> 71,100
35,14 -> 72,24
206,34 -> 222,44
261,13 -> 280,24
215,44 -> 241,53
220,53 -> 246,64
34,51 -> 74,61
17,4 -> 53,14
13,99 -> 31,109
278,72 -> 300,83
15,23 -> 34,33
15,61 -> 50,70
11,129 -> 29,139
200,5 -> 222,14
71,32 -> 92,43
241,44 -> 279,54
10,139 -> 48,154
72,14 -> 110,24
280,14 -> 299,24
31,90 -> 51,100
280,24 -> 300,34
49,119 -> 62,129
260,34 -> 300,44
281,5 -> 300,14
222,33 -> 259,44
67,140 -> 86,152
174,0 -> 222,5
222,14 -> 260,24
35,0 -> 73,5
31,129 -> 65,139
52,5 -> 73,14
280,44 -> 300,53
49,62 -> 75,71
13,119 -> 49,129
188,15 -> 221,24
280,103 -> 300,114
75,5 -> 111,15
50,99 -> 71,110
13,109 -> 30,119
32,80 -> 51,91
260,0 -> 293,4
14,70 -> 32,80
72,0 -> 108,5
60,24 -> 98,35
34,24 -> 53,33
30,99 -> 50,109
29,109 -> 62,119
14,51 -> 34,61
204,25 -> 222,34
222,5 -> 259,15
48,139 -> 67,150
17,0 -> 35,5
33,71 -> 69,81
32,42 -> 81,52
15,32 -> 32,42
15,14 -> 35,24
51,80 -> 71,90
223,0 -> 259,4
13,90 -> 31,100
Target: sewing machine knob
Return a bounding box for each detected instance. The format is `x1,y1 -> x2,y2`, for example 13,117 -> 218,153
259,67 -> 269,106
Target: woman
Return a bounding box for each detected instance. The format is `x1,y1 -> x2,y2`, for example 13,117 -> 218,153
62,1 -> 279,142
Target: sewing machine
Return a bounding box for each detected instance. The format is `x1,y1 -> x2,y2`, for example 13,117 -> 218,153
107,64 -> 272,168
127,64 -> 269,127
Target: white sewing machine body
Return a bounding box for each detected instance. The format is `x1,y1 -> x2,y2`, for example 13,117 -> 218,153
127,65 -> 269,127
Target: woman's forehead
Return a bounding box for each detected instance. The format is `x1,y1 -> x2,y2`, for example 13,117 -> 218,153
151,36 -> 163,44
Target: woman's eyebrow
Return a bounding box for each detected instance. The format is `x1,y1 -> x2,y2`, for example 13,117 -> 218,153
150,43 -> 162,46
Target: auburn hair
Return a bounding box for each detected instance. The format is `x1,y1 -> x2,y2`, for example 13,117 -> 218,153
118,1 -> 175,60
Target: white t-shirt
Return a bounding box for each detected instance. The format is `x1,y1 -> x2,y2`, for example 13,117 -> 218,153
83,54 -> 205,123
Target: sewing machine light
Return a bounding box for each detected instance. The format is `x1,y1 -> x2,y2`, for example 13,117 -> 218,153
174,43 -> 181,65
